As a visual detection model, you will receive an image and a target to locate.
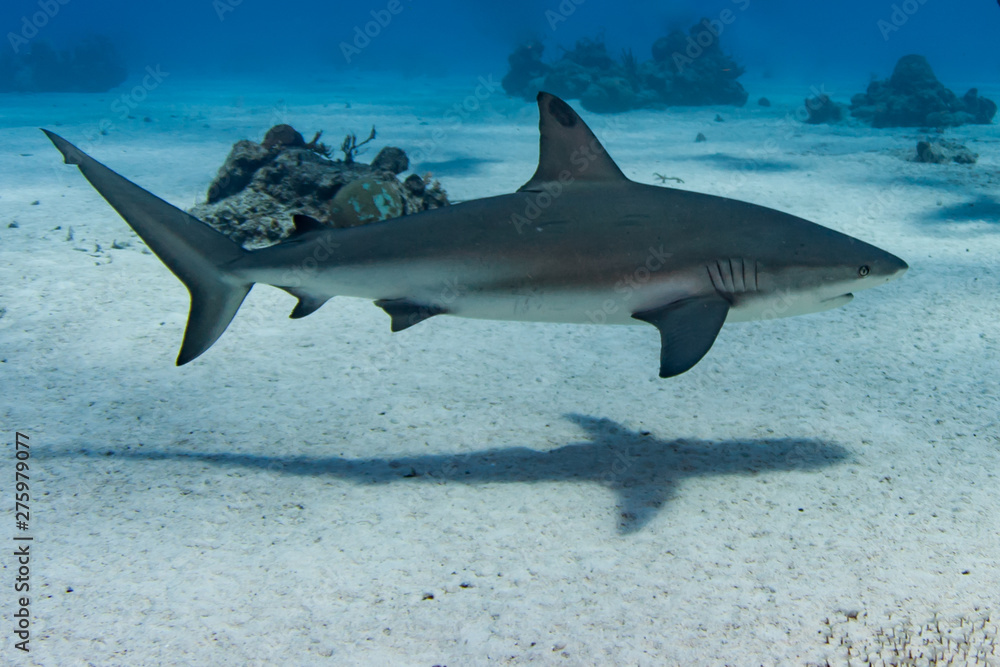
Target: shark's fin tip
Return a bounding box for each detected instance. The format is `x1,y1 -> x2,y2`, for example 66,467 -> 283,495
519,92 -> 628,192
42,129 -> 84,165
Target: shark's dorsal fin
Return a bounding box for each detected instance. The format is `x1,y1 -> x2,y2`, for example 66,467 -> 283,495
518,92 -> 629,192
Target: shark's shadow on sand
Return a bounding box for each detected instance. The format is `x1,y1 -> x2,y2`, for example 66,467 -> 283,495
676,152 -> 801,173
918,195 -> 1000,225
70,415 -> 849,533
412,156 -> 501,176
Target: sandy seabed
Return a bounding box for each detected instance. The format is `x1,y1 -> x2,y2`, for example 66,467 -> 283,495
1,74 -> 999,665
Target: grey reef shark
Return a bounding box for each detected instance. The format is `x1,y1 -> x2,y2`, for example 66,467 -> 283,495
43,92 -> 907,378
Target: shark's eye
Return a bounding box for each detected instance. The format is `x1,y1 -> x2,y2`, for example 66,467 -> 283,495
858,265 -> 870,277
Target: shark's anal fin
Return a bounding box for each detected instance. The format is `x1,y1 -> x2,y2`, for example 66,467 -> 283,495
632,295 -> 730,378
281,288 -> 329,319
518,92 -> 629,192
374,298 -> 447,332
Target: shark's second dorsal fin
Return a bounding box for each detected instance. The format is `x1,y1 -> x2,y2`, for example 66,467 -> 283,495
518,92 -> 628,192
290,214 -> 327,238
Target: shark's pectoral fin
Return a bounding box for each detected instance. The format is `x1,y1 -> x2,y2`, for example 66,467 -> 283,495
632,295 -> 730,378
375,298 -> 447,332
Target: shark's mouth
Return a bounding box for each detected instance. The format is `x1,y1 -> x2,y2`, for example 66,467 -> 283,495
821,293 -> 854,305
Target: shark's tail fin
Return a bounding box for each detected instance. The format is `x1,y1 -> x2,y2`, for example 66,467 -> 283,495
43,129 -> 252,365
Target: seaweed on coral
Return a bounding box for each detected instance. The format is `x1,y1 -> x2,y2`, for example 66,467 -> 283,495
619,48 -> 642,89
341,126 -> 377,164
305,131 -> 332,157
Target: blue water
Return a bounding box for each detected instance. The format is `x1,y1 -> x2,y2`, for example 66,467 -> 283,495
4,2 -> 1000,664
2,0 -> 998,84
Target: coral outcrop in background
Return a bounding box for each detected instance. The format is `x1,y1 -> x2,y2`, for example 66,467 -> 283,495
850,55 -> 996,128
502,20 -> 748,113
0,37 -> 126,93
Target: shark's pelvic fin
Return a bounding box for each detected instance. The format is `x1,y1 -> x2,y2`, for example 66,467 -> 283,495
632,295 -> 730,378
282,288 -> 329,319
519,91 -> 629,193
42,129 -> 253,366
374,298 -> 447,332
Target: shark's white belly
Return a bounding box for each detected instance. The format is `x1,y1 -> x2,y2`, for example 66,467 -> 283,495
302,255 -> 853,327
437,289 -> 851,326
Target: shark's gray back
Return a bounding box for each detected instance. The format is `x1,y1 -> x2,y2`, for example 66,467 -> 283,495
245,180 -> 851,324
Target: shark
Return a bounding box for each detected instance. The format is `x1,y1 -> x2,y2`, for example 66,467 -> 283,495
43,92 -> 907,377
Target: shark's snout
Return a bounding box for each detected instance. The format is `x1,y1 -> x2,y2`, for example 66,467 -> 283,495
858,245 -> 908,284
881,252 -> 908,282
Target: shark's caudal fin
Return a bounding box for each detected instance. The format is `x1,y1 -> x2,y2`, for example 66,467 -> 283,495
42,130 -> 252,365
518,91 -> 629,192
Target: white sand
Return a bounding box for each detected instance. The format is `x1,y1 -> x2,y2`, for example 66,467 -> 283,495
2,74 -> 999,665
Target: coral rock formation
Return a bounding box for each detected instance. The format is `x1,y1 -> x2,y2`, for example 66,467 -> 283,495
915,139 -> 978,164
803,94 -> 846,125
190,126 -> 448,249
850,55 -> 997,128
502,21 -> 748,113
0,36 -> 126,93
